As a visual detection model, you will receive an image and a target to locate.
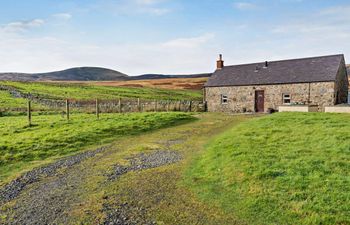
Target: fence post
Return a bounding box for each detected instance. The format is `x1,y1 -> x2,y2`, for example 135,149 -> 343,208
166,100 -> 170,112
154,100 -> 157,112
27,100 -> 32,126
189,101 -> 192,112
118,98 -> 122,113
66,99 -> 70,121
96,99 -> 100,119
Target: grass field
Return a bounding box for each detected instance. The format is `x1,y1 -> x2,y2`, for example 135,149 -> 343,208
0,112 -> 194,184
0,81 -> 202,102
186,113 -> 350,225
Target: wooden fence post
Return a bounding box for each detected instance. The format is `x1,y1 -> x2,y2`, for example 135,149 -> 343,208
166,100 -> 170,112
189,101 -> 192,112
66,99 -> 70,121
27,100 -> 32,126
118,98 -> 122,113
96,99 -> 100,119
154,100 -> 157,112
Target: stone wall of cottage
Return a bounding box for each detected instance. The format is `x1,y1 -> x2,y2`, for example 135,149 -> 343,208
205,82 -> 336,113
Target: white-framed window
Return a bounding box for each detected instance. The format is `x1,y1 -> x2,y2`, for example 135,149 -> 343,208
282,93 -> 291,104
221,94 -> 228,104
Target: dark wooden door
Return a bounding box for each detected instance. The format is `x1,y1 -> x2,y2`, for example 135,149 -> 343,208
255,90 -> 264,113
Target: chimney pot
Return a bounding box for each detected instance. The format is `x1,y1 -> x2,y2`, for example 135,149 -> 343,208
217,54 -> 224,70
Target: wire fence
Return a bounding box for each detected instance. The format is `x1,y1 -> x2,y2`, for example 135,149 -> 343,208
0,84 -> 205,116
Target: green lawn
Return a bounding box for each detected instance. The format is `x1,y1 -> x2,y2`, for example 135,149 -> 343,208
186,112 -> 350,225
0,81 -> 202,101
0,112 -> 194,184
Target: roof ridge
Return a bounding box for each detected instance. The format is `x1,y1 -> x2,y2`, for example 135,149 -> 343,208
222,54 -> 344,68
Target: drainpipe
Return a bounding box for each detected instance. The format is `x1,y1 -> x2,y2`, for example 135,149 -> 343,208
203,87 -> 206,103
308,83 -> 311,104
203,87 -> 207,112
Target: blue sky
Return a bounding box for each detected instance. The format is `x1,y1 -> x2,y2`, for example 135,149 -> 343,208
0,0 -> 349,75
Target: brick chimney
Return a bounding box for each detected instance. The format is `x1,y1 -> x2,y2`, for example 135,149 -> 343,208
216,54 -> 224,70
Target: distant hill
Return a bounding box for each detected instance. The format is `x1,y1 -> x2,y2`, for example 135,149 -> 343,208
0,67 -> 211,81
0,67 -> 128,81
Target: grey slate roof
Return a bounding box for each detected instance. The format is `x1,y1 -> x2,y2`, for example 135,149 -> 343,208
205,54 -> 344,87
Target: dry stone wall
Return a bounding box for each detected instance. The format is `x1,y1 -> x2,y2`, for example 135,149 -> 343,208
0,85 -> 205,113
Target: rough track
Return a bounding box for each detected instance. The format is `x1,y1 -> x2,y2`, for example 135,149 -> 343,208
0,114 -> 244,225
0,148 -> 183,224
102,150 -> 182,225
0,146 -> 108,204
107,150 -> 182,181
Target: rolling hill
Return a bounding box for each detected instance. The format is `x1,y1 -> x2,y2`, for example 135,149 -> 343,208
0,67 -> 211,81
0,67 -> 128,81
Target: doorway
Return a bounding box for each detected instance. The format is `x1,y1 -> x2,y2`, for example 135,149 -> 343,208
255,90 -> 265,113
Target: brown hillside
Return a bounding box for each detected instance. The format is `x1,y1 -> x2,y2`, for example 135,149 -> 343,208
89,77 -> 208,90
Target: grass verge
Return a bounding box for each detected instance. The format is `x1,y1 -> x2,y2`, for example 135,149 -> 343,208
185,112 -> 350,225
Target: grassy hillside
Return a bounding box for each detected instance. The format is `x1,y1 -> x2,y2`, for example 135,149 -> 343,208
0,112 -> 194,184
186,113 -> 350,225
0,67 -> 128,81
0,66 -> 211,82
0,81 -> 202,101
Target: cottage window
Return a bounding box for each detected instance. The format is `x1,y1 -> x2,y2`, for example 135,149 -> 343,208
221,95 -> 228,104
282,94 -> 291,104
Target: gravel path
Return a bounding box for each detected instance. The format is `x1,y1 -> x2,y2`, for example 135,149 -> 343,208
107,150 -> 182,181
102,150 -> 182,225
0,146 -> 108,205
0,147 -> 182,225
102,202 -> 157,225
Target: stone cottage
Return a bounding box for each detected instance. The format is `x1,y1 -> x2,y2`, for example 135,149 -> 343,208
204,54 -> 348,113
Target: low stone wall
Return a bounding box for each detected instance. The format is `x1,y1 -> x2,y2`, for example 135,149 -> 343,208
325,105 -> 350,113
0,85 -> 205,113
278,105 -> 319,112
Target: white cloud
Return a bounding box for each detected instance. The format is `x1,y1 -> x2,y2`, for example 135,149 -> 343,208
225,4 -> 350,66
96,0 -> 171,16
271,5 -> 350,39
0,33 -> 217,75
234,2 -> 257,10
52,13 -> 72,20
145,8 -> 170,15
162,33 -> 215,48
1,19 -> 45,33
135,0 -> 165,5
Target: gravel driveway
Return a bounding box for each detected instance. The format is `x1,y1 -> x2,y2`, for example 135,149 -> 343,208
0,144 -> 184,225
